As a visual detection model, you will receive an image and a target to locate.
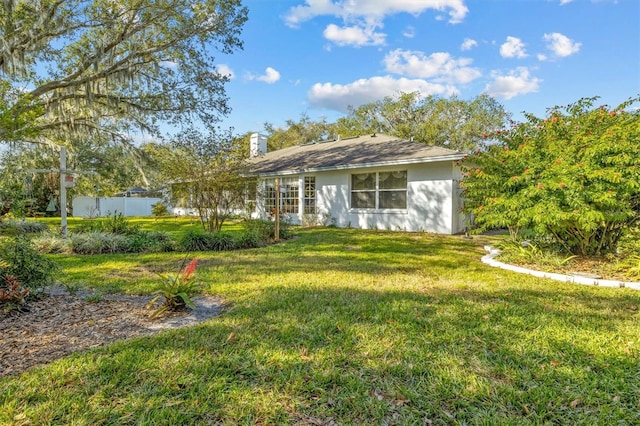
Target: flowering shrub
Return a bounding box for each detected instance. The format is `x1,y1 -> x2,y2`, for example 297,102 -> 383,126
147,257 -> 200,318
461,96 -> 640,255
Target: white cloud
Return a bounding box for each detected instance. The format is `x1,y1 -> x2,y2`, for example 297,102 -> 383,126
403,25 -> 416,39
543,32 -> 581,57
308,75 -> 458,112
460,38 -> 477,51
383,49 -> 481,84
484,67 -> 541,100
500,36 -> 528,58
248,67 -> 281,84
285,0 -> 469,27
559,0 -> 574,5
215,64 -> 235,79
323,23 -> 386,47
537,53 -> 548,61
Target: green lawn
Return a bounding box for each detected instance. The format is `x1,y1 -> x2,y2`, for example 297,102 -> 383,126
2,226 -> 639,424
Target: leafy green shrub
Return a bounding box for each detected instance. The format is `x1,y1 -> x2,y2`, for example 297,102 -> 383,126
462,96 -> 640,255
236,229 -> 265,249
32,233 -> 72,254
180,229 -> 216,251
78,212 -> 140,235
0,219 -> 48,234
242,219 -> 274,243
70,232 -> 129,254
210,232 -> 237,251
616,228 -> 640,256
0,236 -> 59,292
151,202 -> 170,217
125,231 -> 175,253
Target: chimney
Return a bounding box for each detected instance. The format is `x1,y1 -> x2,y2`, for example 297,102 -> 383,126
249,133 -> 267,158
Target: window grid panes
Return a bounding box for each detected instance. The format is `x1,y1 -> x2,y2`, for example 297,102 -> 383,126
264,181 -> 276,213
264,178 -> 300,214
351,171 -> 407,210
280,177 -> 299,214
304,176 -> 316,214
351,173 -> 376,209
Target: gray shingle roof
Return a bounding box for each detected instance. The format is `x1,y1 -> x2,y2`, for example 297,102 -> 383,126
247,133 -> 464,176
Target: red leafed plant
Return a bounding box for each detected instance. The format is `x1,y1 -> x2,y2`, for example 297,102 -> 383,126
0,275 -> 31,308
147,256 -> 200,319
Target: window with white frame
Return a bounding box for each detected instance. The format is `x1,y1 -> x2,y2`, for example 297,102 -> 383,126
351,171 -> 407,210
264,177 -> 299,214
304,176 -> 316,214
264,181 -> 276,213
280,177 -> 299,214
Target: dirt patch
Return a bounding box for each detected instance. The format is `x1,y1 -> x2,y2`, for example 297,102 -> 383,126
0,288 -> 224,378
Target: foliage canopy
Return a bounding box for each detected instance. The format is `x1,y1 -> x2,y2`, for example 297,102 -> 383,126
333,92 -> 510,152
0,0 -> 247,146
461,96 -> 640,255
150,128 -> 250,233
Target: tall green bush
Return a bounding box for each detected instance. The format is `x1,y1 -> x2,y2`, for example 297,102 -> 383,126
461,96 -> 640,256
0,236 -> 59,291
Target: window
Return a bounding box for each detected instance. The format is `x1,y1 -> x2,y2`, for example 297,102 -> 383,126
351,173 -> 376,208
304,176 -> 316,214
264,177 -> 299,214
351,170 -> 407,210
264,181 -> 276,213
280,177 -> 299,214
378,171 -> 407,209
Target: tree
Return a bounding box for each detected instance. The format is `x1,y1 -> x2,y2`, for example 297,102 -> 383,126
333,92 -> 510,152
461,96 -> 640,256
0,137 -> 159,217
263,113 -> 334,151
0,0 -> 247,146
150,128 -> 250,233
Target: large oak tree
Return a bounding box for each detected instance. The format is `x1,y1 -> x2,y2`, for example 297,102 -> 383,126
0,0 -> 248,146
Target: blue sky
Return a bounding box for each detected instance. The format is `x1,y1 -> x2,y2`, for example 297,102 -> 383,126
215,0 -> 639,135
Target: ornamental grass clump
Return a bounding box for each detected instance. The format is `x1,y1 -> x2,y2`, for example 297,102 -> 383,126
147,257 -> 200,319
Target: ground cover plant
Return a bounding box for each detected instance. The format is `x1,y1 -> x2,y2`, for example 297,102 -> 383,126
22,216 -> 284,255
1,227 -> 639,424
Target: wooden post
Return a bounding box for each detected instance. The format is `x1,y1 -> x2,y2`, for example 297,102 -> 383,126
26,145 -> 93,237
274,178 -> 280,242
59,146 -> 68,237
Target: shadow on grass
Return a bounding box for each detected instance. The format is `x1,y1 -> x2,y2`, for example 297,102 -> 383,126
2,276 -> 638,425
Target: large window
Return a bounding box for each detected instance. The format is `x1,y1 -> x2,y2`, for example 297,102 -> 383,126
280,177 -> 299,214
264,182 -> 276,213
264,177 -> 299,214
304,176 -> 316,214
351,171 -> 407,210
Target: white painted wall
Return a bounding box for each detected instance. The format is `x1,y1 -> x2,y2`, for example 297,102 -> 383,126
257,160 -> 465,234
72,196 -> 163,217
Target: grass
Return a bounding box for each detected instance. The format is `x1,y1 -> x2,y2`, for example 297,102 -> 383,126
2,226 -> 640,424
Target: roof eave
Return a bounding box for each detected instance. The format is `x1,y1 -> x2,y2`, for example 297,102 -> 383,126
247,153 -> 466,177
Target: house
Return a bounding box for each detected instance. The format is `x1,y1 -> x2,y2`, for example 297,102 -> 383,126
246,133 -> 467,234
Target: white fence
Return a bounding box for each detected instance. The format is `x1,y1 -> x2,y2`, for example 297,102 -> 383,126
72,196 -> 163,217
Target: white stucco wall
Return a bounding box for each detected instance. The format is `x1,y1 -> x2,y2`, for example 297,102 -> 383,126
257,160 -> 465,234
